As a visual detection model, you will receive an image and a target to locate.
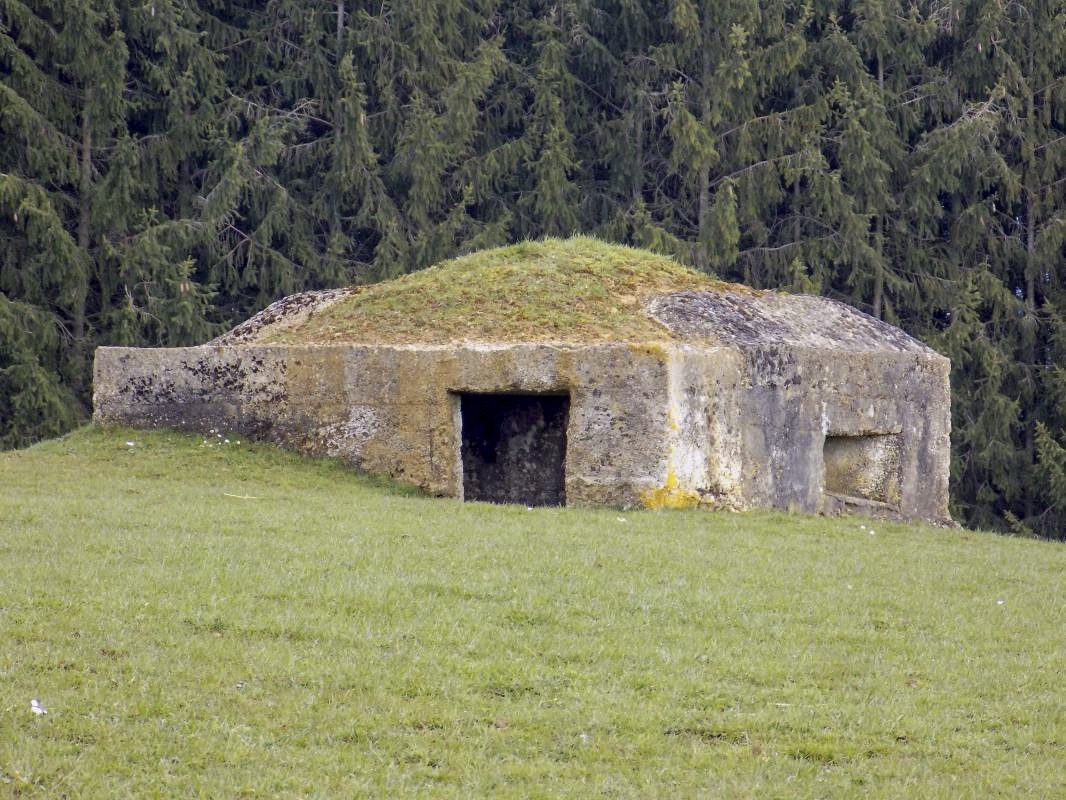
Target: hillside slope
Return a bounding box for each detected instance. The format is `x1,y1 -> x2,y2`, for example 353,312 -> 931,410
1,428 -> 1064,797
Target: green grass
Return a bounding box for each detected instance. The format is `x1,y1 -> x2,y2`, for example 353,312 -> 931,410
269,237 -> 742,345
2,427 -> 1065,798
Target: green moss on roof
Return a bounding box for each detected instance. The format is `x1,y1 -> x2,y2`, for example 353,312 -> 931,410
267,237 -> 749,344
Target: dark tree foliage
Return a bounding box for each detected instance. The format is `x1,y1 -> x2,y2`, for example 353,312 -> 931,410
2,0 -> 1064,536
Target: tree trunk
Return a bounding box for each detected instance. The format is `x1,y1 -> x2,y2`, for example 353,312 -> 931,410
1024,41 -> 1038,522
178,157 -> 192,218
632,94 -> 643,207
696,20 -> 712,273
329,0 -> 348,281
873,213 -> 884,319
1024,151 -> 1037,523
872,51 -> 885,320
72,89 -> 93,392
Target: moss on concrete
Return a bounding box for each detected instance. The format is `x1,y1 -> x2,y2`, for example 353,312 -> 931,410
265,237 -> 747,345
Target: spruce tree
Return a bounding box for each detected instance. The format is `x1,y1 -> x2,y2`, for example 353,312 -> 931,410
898,0 -> 1066,535
0,0 -> 126,422
655,0 -> 816,277
515,3 -> 580,238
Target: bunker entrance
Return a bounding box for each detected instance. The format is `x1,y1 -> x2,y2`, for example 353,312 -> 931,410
823,433 -> 901,506
459,393 -> 569,506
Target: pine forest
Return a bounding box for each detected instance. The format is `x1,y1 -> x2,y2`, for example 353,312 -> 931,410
2,0 -> 1065,537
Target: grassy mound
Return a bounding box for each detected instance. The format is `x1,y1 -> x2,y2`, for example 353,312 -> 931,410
3,428 -> 1065,796
267,237 -> 738,344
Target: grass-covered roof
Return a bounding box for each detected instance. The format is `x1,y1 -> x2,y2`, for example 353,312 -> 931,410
255,237 -> 748,345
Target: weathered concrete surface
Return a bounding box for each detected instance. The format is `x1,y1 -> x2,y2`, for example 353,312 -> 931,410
209,288 -> 359,346
646,290 -> 931,353
93,287 -> 952,523
647,290 -> 951,522
824,434 -> 901,505
729,345 -> 949,522
94,343 -> 680,508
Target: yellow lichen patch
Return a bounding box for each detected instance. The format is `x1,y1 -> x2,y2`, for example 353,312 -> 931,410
667,407 -> 679,432
640,470 -> 702,510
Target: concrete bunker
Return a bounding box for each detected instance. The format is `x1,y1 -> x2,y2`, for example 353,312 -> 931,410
458,392 -> 569,506
91,238 -> 952,524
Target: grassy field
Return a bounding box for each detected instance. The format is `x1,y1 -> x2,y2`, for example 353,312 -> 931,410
1,428 -> 1064,798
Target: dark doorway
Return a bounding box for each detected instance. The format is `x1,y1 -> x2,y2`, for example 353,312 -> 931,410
459,393 -> 569,506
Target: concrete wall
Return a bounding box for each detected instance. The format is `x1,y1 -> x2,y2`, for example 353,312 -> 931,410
93,343 -> 680,508
93,339 -> 951,522
726,346 -> 951,522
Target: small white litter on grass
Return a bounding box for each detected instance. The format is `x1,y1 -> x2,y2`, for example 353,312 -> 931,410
616,517 -> 627,523
30,699 -> 47,716
997,599 -> 1005,605
126,441 -> 136,447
